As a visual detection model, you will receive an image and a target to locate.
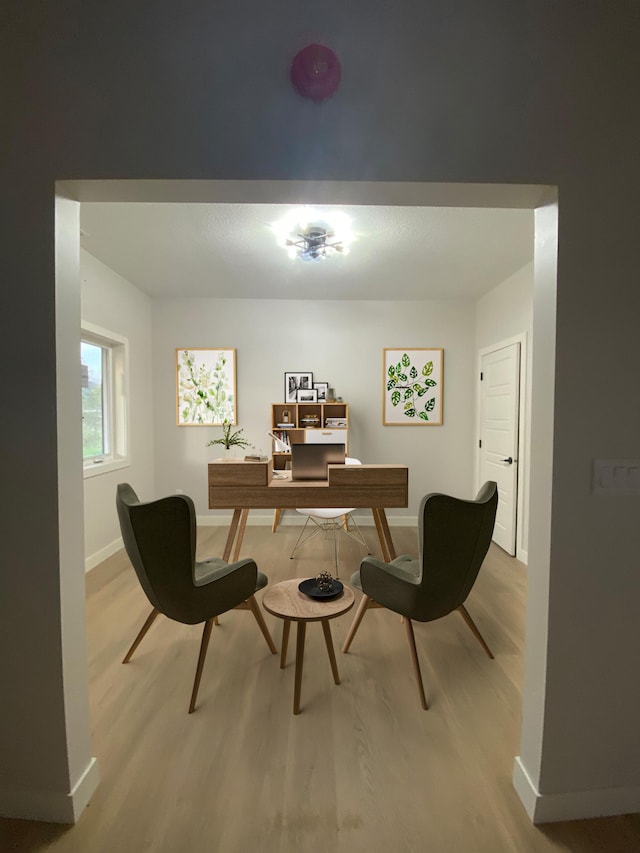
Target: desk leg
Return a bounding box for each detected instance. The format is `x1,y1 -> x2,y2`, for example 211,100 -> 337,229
280,619 -> 291,668
232,509 -> 250,561
377,508 -> 397,561
293,621 -> 306,715
321,619 -> 340,685
223,509 -> 243,562
372,508 -> 394,563
272,509 -> 282,532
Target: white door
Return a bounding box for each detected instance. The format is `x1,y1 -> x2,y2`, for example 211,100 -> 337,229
479,343 -> 520,555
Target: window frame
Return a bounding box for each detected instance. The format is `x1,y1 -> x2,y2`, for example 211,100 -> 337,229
81,321 -> 130,478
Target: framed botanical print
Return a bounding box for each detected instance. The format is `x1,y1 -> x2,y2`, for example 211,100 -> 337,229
176,348 -> 237,425
383,348 -> 443,425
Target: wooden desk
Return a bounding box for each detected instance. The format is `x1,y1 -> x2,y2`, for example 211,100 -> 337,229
208,461 -> 408,564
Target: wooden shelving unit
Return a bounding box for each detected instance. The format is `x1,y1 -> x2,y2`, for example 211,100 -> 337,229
270,402 -> 349,471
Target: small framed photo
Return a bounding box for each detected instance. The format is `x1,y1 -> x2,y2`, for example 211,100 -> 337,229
313,382 -> 329,402
297,388 -> 318,403
284,371 -> 313,403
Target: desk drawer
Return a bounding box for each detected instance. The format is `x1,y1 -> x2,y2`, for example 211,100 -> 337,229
304,428 -> 347,444
208,459 -> 273,486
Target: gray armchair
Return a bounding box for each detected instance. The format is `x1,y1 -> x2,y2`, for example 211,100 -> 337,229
342,481 -> 498,709
116,483 -> 276,714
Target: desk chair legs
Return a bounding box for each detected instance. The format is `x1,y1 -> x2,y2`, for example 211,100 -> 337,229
122,608 -> 159,664
290,514 -> 369,577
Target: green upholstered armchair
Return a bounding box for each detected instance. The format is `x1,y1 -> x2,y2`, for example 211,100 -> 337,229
342,481 -> 498,710
116,483 -> 276,714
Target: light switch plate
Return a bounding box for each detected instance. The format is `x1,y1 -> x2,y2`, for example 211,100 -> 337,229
592,459 -> 640,495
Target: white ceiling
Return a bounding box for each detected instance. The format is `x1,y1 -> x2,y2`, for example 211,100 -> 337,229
79,202 -> 533,301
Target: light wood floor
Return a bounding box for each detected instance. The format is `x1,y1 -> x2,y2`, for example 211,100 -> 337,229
2,523 -> 640,852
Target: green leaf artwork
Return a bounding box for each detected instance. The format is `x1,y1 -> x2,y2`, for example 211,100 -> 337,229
177,348 -> 236,425
383,349 -> 443,425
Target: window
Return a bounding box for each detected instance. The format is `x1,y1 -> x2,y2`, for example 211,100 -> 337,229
81,322 -> 129,477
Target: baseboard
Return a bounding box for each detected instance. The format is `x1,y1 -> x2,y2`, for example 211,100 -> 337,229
517,547 -> 529,565
513,756 -> 640,823
197,512 -> 417,527
85,538 -> 123,573
0,756 -> 99,824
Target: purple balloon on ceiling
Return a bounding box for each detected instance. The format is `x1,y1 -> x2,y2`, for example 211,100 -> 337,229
290,44 -> 341,102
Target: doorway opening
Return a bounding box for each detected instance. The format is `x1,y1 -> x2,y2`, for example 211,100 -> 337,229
55,178 -> 558,820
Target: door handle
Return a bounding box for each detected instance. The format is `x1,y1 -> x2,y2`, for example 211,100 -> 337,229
501,457 -> 514,464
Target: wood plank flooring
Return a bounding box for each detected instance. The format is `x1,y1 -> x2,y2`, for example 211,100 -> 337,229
2,522 -> 640,852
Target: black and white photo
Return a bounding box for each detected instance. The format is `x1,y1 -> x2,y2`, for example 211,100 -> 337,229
284,371 -> 313,403
313,382 -> 329,402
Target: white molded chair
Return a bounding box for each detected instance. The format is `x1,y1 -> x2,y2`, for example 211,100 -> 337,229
289,457 -> 369,576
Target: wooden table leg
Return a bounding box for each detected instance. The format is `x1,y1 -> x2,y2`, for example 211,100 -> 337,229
232,508 -> 250,561
272,509 -> 282,532
321,619 -> 341,685
293,621 -> 306,715
222,509 -> 243,562
280,619 -> 291,669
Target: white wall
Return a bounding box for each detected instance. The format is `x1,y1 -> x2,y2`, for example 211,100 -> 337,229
152,297 -> 477,522
81,250 -> 155,569
476,260 -> 533,560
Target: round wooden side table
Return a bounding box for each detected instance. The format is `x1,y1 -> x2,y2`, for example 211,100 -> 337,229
262,578 -> 355,715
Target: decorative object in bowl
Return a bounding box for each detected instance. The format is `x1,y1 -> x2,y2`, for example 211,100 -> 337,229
316,571 -> 335,591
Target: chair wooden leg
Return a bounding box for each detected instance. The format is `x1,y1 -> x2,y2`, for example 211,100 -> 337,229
122,608 -> 159,663
247,595 -> 277,654
189,618 -> 214,714
404,617 -> 429,710
458,604 -> 494,659
342,593 -> 372,653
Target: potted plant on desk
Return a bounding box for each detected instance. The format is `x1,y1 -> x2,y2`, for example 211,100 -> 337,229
206,421 -> 251,459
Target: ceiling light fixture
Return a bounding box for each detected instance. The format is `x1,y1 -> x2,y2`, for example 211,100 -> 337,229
273,208 -> 353,262
286,224 -> 344,261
